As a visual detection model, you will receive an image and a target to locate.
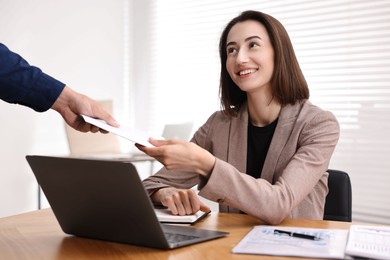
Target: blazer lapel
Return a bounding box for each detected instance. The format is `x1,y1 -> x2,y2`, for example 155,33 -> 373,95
261,102 -> 303,183
227,105 -> 249,173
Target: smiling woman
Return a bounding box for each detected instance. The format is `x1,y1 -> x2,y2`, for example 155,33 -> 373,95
145,0 -> 390,225
139,10 -> 339,225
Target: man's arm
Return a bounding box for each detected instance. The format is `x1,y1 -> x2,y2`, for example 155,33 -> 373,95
0,43 -> 118,131
0,42 -> 64,112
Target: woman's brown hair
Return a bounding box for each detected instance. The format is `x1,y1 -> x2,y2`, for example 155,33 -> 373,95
219,10 -> 309,116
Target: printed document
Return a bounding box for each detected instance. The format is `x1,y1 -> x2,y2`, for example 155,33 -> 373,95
232,225 -> 349,259
345,225 -> 390,260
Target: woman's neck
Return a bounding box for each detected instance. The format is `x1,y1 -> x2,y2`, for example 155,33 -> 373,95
247,93 -> 281,127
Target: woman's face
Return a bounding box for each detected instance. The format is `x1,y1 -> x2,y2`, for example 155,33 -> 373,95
226,20 -> 274,95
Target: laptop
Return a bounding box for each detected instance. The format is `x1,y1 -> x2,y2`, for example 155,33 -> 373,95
26,155 -> 228,249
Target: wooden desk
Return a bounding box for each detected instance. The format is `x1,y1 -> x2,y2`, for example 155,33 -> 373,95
0,209 -> 351,260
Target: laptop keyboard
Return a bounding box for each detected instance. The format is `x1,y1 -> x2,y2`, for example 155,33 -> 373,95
165,232 -> 200,243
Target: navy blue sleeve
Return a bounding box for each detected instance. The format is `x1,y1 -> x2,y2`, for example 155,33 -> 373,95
0,43 -> 65,112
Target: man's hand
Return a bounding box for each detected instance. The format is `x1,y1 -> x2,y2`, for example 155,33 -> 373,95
51,86 -> 119,133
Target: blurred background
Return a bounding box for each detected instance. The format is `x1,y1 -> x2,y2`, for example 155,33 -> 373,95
1,0 -> 390,224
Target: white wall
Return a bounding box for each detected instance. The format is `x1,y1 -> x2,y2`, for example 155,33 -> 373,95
0,0 -> 127,217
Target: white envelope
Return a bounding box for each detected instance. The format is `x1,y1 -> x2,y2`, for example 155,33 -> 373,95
81,115 -> 154,147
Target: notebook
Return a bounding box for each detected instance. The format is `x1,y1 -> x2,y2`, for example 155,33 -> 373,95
26,155 -> 228,249
154,206 -> 210,224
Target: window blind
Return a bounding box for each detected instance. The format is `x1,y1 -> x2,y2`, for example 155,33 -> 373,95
143,0 -> 390,224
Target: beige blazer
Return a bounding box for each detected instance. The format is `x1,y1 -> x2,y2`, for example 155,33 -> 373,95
143,100 -> 340,224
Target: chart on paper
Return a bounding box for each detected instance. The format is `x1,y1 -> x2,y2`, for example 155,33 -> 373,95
345,225 -> 390,260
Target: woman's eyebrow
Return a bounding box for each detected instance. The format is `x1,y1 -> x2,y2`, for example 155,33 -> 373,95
226,41 -> 236,48
226,35 -> 263,47
245,35 -> 262,42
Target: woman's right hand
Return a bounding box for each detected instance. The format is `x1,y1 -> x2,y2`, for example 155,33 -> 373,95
136,138 -> 216,178
152,187 -> 211,215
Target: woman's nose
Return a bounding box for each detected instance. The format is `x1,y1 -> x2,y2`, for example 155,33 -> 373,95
236,49 -> 249,63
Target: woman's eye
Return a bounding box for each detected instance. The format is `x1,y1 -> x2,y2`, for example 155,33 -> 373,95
249,42 -> 260,48
227,47 -> 237,54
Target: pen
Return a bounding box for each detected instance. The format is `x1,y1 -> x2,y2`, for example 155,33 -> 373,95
273,229 -> 320,241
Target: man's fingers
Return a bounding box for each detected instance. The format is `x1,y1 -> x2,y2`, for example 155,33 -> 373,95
96,112 -> 119,127
90,125 -> 100,133
98,129 -> 109,134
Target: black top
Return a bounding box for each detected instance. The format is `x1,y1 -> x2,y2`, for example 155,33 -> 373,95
246,118 -> 278,179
